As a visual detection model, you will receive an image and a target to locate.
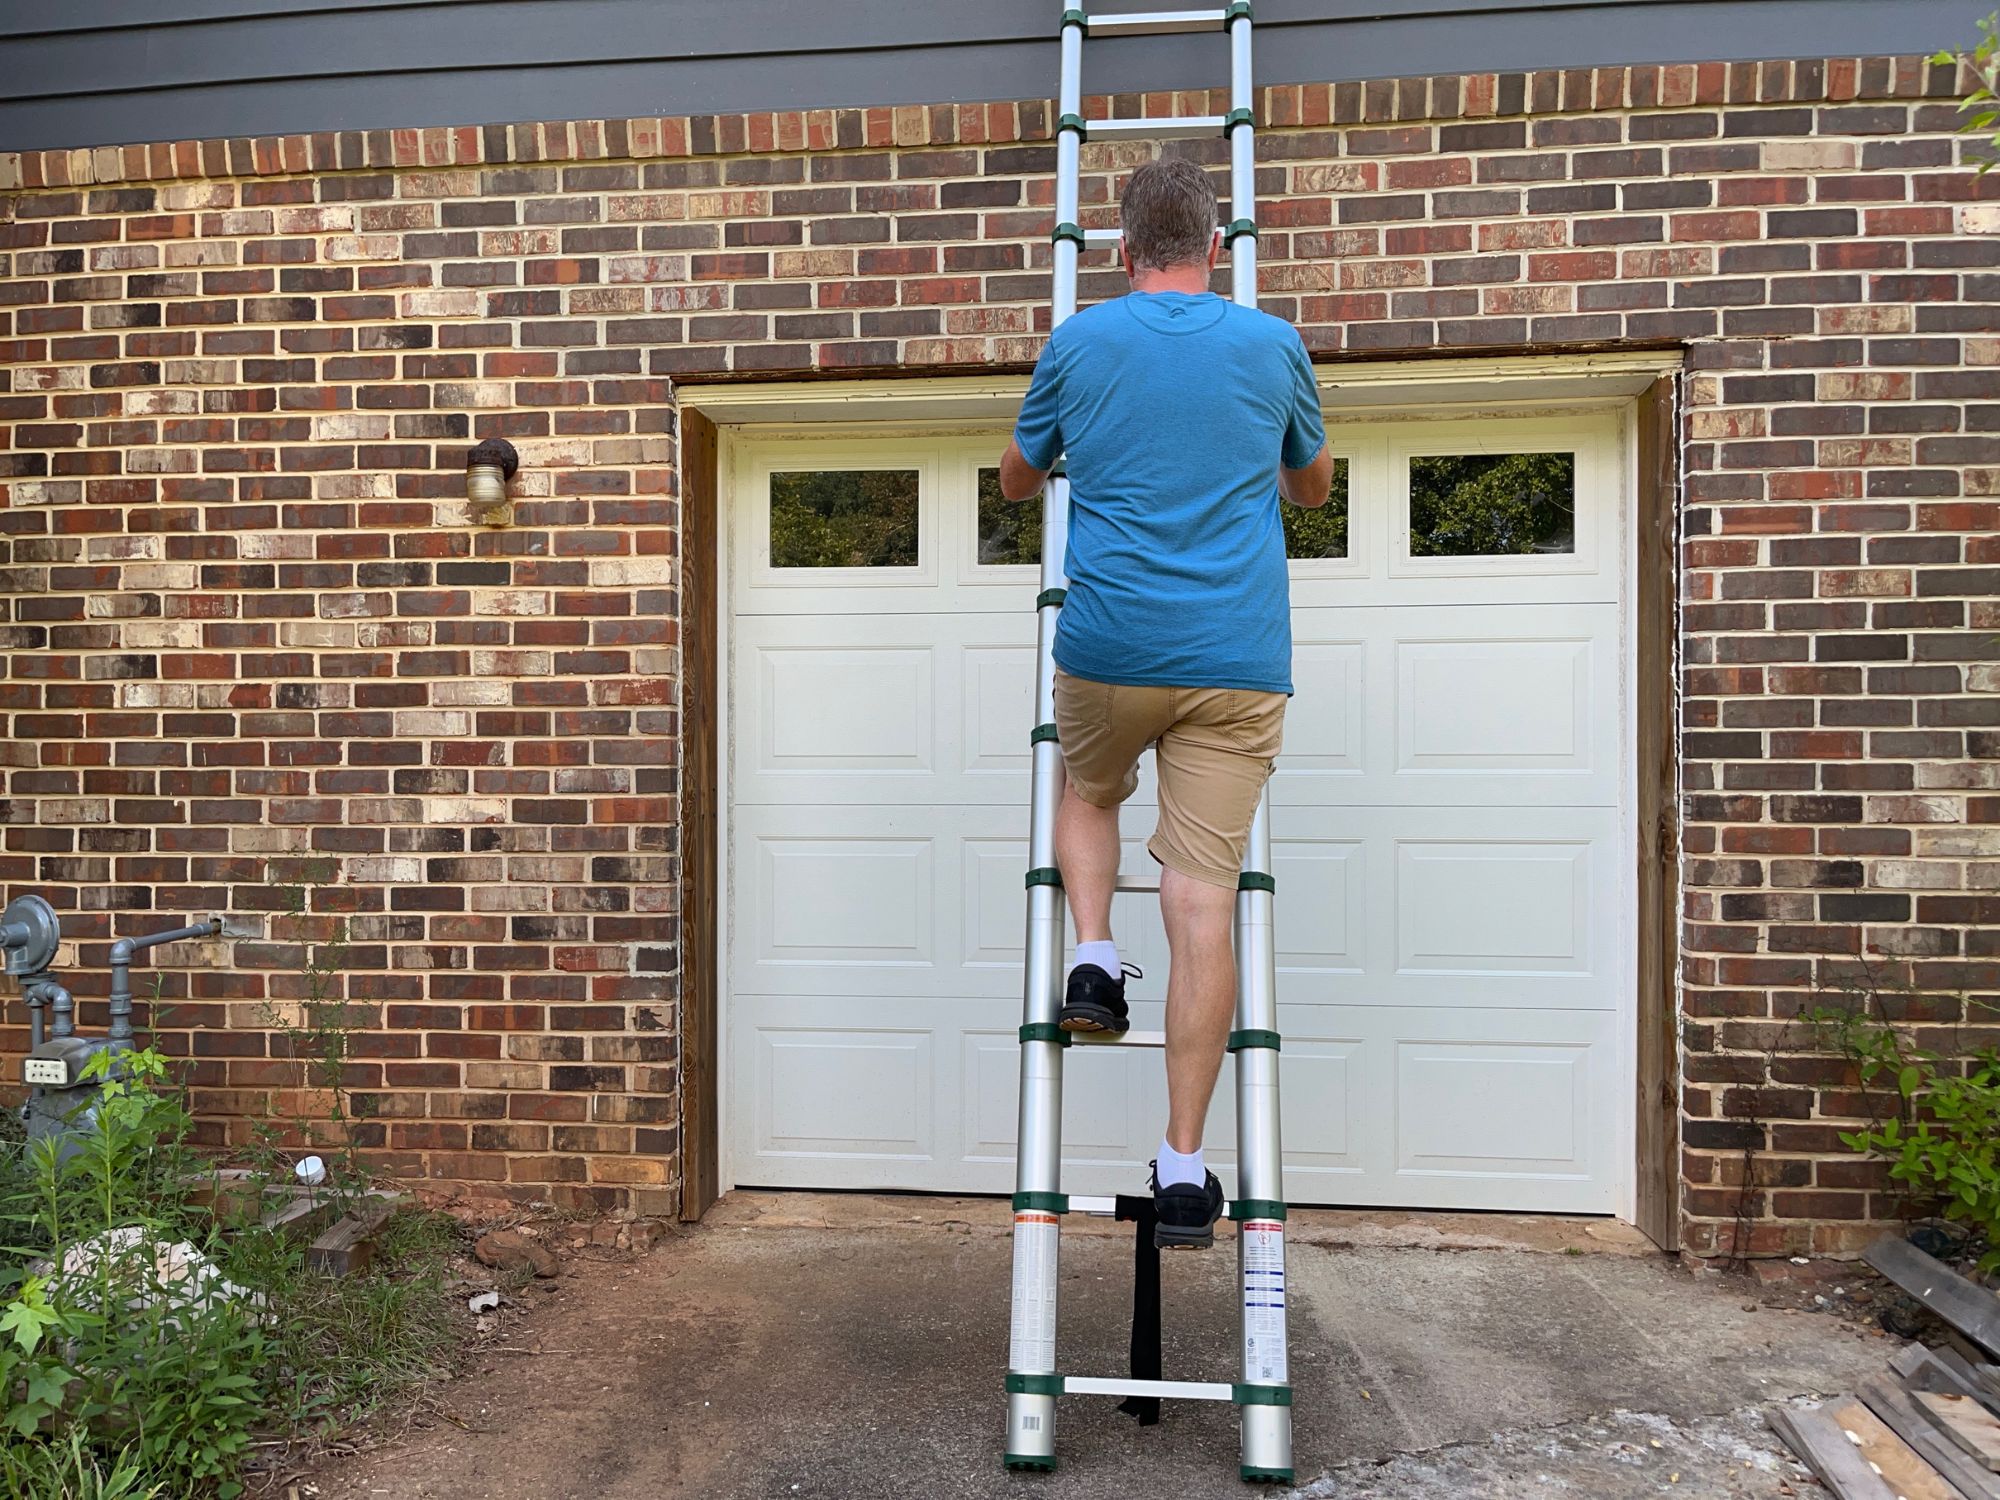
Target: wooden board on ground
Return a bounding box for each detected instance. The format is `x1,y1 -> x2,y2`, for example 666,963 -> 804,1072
1822,1397 -> 1968,1500
1915,1391 -> 2000,1473
262,1192 -> 341,1241
1861,1377 -> 2000,1500
1867,1236 -> 2000,1361
1770,1404 -> 1902,1500
306,1193 -> 404,1277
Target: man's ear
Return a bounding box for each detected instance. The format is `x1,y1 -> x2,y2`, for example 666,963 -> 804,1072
1206,229 -> 1222,270
1121,238 -> 1135,279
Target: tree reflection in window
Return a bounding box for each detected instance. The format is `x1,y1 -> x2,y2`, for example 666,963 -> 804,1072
769,469 -> 919,568
976,467 -> 1042,566
1409,452 -> 1575,557
1282,455 -> 1350,560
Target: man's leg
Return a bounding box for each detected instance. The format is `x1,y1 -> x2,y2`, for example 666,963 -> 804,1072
1054,780 -> 1119,948
1159,866 -> 1235,1153
1146,686 -> 1285,1247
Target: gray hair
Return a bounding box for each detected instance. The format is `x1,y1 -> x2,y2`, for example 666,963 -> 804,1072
1120,157 -> 1218,272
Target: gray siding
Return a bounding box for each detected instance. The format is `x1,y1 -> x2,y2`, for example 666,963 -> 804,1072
1,0 -> 1984,154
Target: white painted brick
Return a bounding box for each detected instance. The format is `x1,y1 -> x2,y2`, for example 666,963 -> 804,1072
1963,204 -> 2000,236
312,413 -> 393,441
121,564 -> 199,590
123,621 -> 202,649
395,711 -> 471,737
590,557 -> 676,587
279,621 -> 353,648
118,683 -> 195,709
436,382 -> 513,408
473,590 -> 551,617
425,797 -> 510,824
433,680 -> 511,707
1872,860 -> 1964,890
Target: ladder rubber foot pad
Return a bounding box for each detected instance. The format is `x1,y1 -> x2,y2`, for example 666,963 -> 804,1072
1230,1198 -> 1288,1222
1004,1454 -> 1057,1473
1227,1028 -> 1281,1052
1036,588 -> 1068,609
1241,1467 -> 1293,1485
1233,1383 -> 1293,1406
1017,1023 -> 1071,1048
1026,867 -> 1064,890
1238,871 -> 1276,893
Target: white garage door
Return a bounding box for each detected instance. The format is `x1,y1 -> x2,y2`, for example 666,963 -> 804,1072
724,407 -> 1633,1215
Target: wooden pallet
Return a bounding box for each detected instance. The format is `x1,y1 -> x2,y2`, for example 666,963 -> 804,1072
1768,1236 -> 2000,1500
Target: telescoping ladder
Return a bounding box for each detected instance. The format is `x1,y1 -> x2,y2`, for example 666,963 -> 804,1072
1004,1 -> 1291,1486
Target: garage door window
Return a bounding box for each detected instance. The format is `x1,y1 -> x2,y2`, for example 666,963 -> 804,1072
1409,452 -> 1576,558
975,466 -> 1041,567
770,468 -> 921,568
1282,455 -> 1351,561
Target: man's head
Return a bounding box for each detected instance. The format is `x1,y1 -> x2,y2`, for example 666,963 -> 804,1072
1119,157 -> 1219,275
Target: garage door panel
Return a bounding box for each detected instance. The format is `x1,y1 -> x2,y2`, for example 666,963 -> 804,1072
759,645 -> 936,771
1278,602 -> 1620,808
754,1024 -> 935,1163
732,611 -> 1033,807
1395,840 -> 1592,977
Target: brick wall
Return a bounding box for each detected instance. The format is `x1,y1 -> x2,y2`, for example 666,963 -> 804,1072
1,54 -> 1994,1244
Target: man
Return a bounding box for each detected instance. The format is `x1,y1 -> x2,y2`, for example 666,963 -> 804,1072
998,157 -> 1335,1250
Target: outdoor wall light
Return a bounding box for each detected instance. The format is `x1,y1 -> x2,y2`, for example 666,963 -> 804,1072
465,436 -> 519,525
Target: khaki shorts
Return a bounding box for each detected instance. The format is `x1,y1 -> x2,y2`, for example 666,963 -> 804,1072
1054,670 -> 1286,889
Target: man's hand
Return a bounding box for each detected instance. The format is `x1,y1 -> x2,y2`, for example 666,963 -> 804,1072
998,439 -> 1050,502
1280,445 -> 1335,510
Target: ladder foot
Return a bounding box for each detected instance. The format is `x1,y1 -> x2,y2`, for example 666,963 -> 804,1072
1239,1465 -> 1294,1485
1004,1454 -> 1058,1474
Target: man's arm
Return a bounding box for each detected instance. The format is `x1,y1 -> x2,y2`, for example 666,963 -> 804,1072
998,438 -> 1051,502
1280,444 -> 1335,510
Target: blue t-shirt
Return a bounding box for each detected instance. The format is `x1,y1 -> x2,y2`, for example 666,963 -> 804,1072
1012,291 -> 1324,695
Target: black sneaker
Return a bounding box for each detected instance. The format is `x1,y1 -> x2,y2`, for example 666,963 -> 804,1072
1058,962 -> 1138,1034
1152,1164 -> 1225,1251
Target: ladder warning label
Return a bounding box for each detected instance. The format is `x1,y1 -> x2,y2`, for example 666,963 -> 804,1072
1009,1213 -> 1059,1372
1240,1220 -> 1288,1385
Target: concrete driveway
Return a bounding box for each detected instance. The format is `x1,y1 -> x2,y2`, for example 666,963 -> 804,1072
315,1193 -> 1887,1499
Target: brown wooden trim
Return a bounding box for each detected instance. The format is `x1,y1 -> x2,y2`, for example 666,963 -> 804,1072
1633,373 -> 1681,1253
678,406 -> 722,1223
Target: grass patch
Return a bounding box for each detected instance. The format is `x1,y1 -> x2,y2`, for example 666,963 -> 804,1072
0,1052 -> 469,1496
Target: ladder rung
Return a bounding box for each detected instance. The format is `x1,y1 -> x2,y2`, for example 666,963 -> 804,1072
1085,114 -> 1226,141
1114,874 -> 1160,894
1065,1376 -> 1235,1402
1067,1195 -> 1121,1215
1082,227 -> 1123,247
1072,1029 -> 1165,1048
1083,8 -> 1228,36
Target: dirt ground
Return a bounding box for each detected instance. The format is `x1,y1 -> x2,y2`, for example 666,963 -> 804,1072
303,1193 -> 1894,1500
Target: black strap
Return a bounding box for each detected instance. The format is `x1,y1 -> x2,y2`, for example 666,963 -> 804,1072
1113,1193 -> 1162,1426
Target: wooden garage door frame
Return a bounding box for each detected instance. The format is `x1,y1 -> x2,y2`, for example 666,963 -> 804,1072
676,354 -> 1680,1241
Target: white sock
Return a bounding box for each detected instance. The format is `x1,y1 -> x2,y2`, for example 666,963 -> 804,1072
1073,940 -> 1119,977
1157,1136 -> 1205,1189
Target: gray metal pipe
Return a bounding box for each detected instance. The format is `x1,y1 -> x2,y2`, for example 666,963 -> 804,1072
107,918 -> 222,1048
47,983 -> 75,1040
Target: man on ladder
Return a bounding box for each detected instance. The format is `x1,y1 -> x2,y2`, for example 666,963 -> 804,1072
998,157 -> 1335,1246
998,9 -> 1332,1482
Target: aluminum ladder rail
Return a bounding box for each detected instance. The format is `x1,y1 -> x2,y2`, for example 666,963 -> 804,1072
1003,1 -> 1291,1484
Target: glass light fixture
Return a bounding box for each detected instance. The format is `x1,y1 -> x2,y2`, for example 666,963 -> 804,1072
466,436 -> 519,524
